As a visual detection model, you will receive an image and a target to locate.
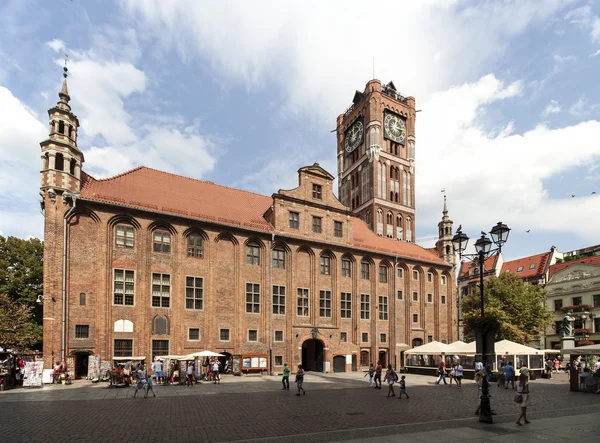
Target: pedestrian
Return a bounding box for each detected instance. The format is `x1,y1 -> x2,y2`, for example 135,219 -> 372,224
398,375 -> 410,399
384,364 -> 398,397
448,364 -> 456,386
435,361 -> 447,385
152,358 -> 163,384
364,363 -> 375,387
455,362 -> 463,388
497,362 -> 506,387
553,358 -> 561,374
515,372 -> 531,425
475,360 -> 484,373
295,364 -> 306,396
485,364 -> 492,383
504,361 -> 515,390
474,371 -> 483,415
133,365 -> 147,398
186,363 -> 195,387
144,375 -> 156,398
282,362 -> 290,390
212,359 -> 221,384
373,361 -> 383,389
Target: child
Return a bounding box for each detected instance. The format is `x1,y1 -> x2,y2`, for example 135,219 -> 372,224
144,375 -> 156,398
398,375 -> 410,399
295,364 -> 306,396
364,363 -> 375,387
384,364 -> 397,397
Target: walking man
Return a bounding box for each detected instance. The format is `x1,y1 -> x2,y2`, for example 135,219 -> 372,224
186,363 -> 195,387
282,362 -> 290,390
373,361 -> 383,389
455,362 -> 463,388
295,364 -> 306,396
133,365 -> 147,398
435,361 -> 447,385
152,359 -> 163,384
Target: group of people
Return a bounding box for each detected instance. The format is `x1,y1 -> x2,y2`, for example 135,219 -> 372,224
132,365 -> 155,398
433,361 -> 464,387
281,363 -> 306,396
185,359 -> 222,387
364,362 -> 409,399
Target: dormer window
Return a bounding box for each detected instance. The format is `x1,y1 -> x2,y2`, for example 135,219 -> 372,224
312,184 -> 322,200
529,263 -> 536,270
517,266 -> 523,272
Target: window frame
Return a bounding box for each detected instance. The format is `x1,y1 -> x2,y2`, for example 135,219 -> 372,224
441,275 -> 447,285
151,273 -> 171,308
274,330 -> 284,342
380,333 -> 387,343
320,255 -> 331,275
75,324 -> 89,339
379,265 -> 388,283
153,230 -> 171,253
113,269 -> 135,306
114,339 -> 133,357
333,221 -> 343,237
441,295 -> 447,304
312,216 -> 322,233
412,313 -> 418,323
412,270 -> 419,280
378,296 -> 388,320
272,248 -> 285,269
361,332 -> 369,343
297,288 -> 309,317
312,183 -> 323,200
341,259 -> 351,278
187,234 -> 204,258
397,267 -> 403,278
245,282 -> 261,314
246,244 -> 260,265
427,293 -> 433,303
412,291 -> 418,302
151,339 -> 169,362
427,272 -> 433,283
289,211 -> 299,229
397,290 -> 403,301
274,356 -> 283,366
361,262 -> 370,280
319,290 -> 332,317
340,332 -> 348,343
220,328 -> 230,342
79,292 -> 86,306
185,276 -> 204,310
188,328 -> 200,341
340,292 -> 352,319
115,224 -> 134,248
272,285 -> 286,315
360,293 -> 370,320
573,296 -> 582,306
248,329 -> 258,342
554,299 -> 563,312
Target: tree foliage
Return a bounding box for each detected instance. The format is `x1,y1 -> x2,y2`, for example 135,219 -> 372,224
462,272 -> 553,344
0,236 -> 44,348
0,293 -> 41,352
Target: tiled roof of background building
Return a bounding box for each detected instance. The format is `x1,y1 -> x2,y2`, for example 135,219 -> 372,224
501,252 -> 551,279
548,255 -> 600,280
458,255 -> 498,279
80,167 -> 448,266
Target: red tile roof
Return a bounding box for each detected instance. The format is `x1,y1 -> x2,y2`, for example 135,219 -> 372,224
501,252 -> 551,280
458,255 -> 498,279
80,167 -> 448,266
548,255 -> 600,280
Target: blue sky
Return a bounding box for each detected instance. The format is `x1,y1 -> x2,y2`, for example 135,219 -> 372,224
0,0 -> 598,261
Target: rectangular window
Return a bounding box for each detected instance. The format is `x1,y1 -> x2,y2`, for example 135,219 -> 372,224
594,295 -> 600,307
272,249 -> 285,269
246,245 -> 260,265
361,262 -> 370,280
79,292 -> 86,306
153,231 -> 171,253
412,291 -> 418,302
116,225 -> 134,248
185,276 -> 203,310
397,290 -> 403,301
297,288 -> 309,316
378,296 -> 388,320
341,292 -> 352,318
312,216 -> 322,233
360,294 -> 370,320
312,184 -> 322,199
151,273 -> 171,308
554,321 -> 562,333
361,332 -> 369,343
187,235 -> 204,258
554,299 -> 563,311
427,273 -> 433,283
428,335 -> 433,343
152,340 -> 169,361
274,330 -> 284,342
412,313 -> 418,323
320,256 -> 331,275
248,330 -> 258,342
427,293 -> 433,303
320,290 -> 332,317
340,332 -> 347,343
441,275 -> 446,285
595,318 -> 600,334
379,265 -> 387,283
334,221 -> 343,237
272,285 -> 286,315
188,328 -> 200,341
441,295 -> 446,304
412,270 -> 419,280
220,329 -> 230,341
75,325 -> 89,339
573,296 -> 582,306
114,269 -> 135,306
380,333 -> 387,343
275,356 -> 283,366
246,283 -> 260,313
397,267 -> 403,278
342,259 -> 351,277
289,211 -> 299,229
114,339 -> 133,357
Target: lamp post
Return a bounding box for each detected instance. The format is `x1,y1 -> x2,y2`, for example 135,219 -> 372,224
452,222 -> 511,424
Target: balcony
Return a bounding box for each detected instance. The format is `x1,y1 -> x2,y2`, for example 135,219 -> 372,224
574,328 -> 593,336
561,304 -> 592,314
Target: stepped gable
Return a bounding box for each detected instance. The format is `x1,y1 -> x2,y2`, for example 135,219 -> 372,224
548,255 -> 600,280
80,166 -> 274,232
501,251 -> 551,279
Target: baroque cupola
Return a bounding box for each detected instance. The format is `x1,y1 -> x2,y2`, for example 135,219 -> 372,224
435,195 -> 455,265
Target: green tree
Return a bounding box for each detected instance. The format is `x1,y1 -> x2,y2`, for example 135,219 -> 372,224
462,272 -> 552,344
0,293 -> 41,352
0,236 -> 44,348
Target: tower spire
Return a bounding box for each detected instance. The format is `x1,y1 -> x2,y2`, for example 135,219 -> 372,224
59,61 -> 70,105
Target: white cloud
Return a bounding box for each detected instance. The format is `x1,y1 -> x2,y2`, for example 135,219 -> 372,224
541,100 -> 561,116
592,17 -> 600,42
46,39 -> 65,53
565,5 -> 591,24
569,96 -> 599,116
592,49 -> 600,57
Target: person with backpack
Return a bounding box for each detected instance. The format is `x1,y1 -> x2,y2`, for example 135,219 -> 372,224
384,364 -> 398,397
295,364 -> 306,396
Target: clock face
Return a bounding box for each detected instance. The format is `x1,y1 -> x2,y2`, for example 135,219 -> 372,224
384,113 -> 406,143
344,120 -> 364,153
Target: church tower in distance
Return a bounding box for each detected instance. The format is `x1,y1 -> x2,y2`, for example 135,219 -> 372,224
435,195 -> 455,266
336,80 -> 416,242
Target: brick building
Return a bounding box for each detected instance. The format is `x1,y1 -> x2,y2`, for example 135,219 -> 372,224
40,72 -> 456,376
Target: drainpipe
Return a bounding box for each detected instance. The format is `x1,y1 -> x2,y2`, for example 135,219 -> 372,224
61,193 -> 77,362
269,232 -> 275,376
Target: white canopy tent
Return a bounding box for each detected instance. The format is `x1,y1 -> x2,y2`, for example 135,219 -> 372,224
405,341 -> 453,355
564,343 -> 600,355
179,350 -> 225,360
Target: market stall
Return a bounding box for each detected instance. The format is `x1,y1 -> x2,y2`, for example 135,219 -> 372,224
561,343 -> 600,393
404,341 -> 454,375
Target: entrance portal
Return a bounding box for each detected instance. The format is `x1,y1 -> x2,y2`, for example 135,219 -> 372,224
301,339 -> 324,372
74,353 -> 90,379
333,355 -> 345,372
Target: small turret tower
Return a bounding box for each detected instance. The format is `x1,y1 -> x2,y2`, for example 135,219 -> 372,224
435,195 -> 455,265
40,65 -> 83,205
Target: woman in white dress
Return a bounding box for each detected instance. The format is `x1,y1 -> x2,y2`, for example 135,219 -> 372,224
515,372 -> 531,425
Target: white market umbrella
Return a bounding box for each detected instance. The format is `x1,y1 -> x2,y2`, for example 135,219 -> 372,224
181,350 -> 225,359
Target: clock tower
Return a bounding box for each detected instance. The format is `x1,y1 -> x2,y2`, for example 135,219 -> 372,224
336,79 -> 416,242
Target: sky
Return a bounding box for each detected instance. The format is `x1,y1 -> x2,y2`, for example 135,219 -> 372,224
0,0 -> 599,261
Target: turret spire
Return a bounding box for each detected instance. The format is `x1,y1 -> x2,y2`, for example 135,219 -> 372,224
58,65 -> 70,104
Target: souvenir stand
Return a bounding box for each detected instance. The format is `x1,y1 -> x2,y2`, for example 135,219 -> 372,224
110,356 -> 146,386
562,343 -> 600,393
404,341 -> 454,376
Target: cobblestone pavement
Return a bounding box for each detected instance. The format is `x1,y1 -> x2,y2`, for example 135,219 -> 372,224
1,372 -> 599,442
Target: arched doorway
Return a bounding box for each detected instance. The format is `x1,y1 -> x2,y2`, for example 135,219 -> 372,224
333,355 -> 345,372
378,350 -> 387,367
302,339 -> 324,372
412,338 -> 423,347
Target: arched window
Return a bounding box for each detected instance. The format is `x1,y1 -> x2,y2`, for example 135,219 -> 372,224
365,210 -> 371,228
407,172 -> 412,206
412,338 -> 423,347
69,159 -> 76,175
114,319 -> 134,333
377,210 -> 383,224
116,224 -> 134,248
187,234 -> 204,258
152,315 -> 169,335
395,192 -> 398,203
58,120 -> 65,134
390,191 -> 393,201
386,212 -> 393,224
403,170 -> 408,203
382,164 -> 387,198
406,217 -> 412,242
390,167 -> 394,179
396,215 -> 403,240
55,153 -> 64,171
446,245 -> 451,255
153,230 -> 171,253
246,243 -> 260,265
273,247 -> 285,269
360,350 -> 370,366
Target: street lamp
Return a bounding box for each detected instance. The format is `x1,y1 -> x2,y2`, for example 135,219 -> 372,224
452,222 -> 511,424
